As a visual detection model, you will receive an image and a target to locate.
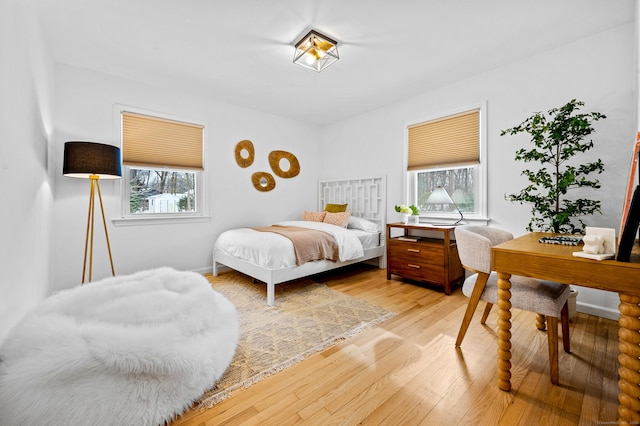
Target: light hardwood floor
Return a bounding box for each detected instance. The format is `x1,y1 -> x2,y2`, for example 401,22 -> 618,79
171,264 -> 619,425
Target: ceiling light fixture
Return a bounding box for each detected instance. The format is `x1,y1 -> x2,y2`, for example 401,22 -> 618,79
293,29 -> 339,72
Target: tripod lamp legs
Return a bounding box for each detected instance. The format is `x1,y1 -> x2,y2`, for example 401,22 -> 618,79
82,175 -> 116,284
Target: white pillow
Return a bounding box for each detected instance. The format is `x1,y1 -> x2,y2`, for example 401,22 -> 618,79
347,216 -> 380,232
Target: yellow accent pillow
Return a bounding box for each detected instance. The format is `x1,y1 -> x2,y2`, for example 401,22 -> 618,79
324,203 -> 348,213
323,211 -> 351,228
302,210 -> 326,222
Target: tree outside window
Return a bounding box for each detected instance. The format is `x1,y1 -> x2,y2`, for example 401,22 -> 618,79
129,168 -> 196,214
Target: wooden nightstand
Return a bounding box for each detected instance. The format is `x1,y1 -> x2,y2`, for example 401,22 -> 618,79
386,222 -> 464,295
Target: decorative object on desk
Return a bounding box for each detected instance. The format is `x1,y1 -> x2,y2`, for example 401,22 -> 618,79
501,99 -> 606,234
582,234 -> 605,254
395,204 -> 419,224
424,186 -> 464,224
617,134 -> 640,262
573,226 -> 616,261
539,236 -> 582,246
63,141 -> 122,283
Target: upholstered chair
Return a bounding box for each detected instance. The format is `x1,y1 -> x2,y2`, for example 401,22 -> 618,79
454,225 -> 571,385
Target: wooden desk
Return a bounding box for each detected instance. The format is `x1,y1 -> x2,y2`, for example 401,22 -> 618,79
492,232 -> 640,422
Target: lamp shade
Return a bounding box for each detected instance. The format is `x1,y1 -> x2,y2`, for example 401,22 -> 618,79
425,186 -> 455,205
425,186 -> 464,224
63,142 -> 122,179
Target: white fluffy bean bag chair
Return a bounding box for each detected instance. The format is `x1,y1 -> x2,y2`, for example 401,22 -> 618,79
0,267 -> 239,426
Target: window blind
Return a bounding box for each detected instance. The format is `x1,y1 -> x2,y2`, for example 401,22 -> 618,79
408,109 -> 479,171
122,112 -> 203,169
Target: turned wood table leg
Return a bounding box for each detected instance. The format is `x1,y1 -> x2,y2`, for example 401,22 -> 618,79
618,293 -> 640,423
536,314 -> 547,330
497,272 -> 512,392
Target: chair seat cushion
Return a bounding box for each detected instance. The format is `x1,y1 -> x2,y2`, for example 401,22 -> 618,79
462,272 -> 570,317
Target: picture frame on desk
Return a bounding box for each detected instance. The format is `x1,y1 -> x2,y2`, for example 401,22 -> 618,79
617,134 -> 640,262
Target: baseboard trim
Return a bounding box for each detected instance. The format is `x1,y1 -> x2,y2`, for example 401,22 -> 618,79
192,266 -> 214,275
576,301 -> 619,321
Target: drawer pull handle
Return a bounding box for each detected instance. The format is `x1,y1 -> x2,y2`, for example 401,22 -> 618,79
408,264 -> 421,269
407,249 -> 420,253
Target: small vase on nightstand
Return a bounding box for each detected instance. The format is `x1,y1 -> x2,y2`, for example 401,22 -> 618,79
405,215 -> 419,225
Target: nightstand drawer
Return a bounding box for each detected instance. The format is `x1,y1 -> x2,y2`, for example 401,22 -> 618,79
388,239 -> 444,265
388,258 -> 445,282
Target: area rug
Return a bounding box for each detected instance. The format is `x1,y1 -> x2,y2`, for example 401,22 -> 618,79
197,271 -> 396,408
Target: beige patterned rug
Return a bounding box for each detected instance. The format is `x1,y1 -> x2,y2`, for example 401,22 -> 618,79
197,270 -> 396,408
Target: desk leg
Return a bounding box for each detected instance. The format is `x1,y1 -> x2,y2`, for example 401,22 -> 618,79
497,272 -> 512,392
618,293 -> 640,422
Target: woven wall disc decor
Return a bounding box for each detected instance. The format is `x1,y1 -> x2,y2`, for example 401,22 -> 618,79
251,172 -> 276,192
235,140 -> 255,168
269,150 -> 300,178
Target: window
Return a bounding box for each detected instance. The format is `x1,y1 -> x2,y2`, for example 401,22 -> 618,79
407,106 -> 486,220
121,111 -> 204,218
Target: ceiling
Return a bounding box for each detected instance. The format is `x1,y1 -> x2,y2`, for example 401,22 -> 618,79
34,0 -> 635,125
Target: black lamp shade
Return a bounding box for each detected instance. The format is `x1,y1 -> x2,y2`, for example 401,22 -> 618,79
63,141 -> 122,179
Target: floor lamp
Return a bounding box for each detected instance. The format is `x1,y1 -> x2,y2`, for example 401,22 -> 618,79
63,141 -> 122,283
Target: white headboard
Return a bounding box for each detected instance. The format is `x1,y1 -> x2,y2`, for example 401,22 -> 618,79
318,176 -> 387,232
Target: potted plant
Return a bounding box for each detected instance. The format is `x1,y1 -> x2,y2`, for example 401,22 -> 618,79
501,99 -> 606,234
395,204 -> 419,224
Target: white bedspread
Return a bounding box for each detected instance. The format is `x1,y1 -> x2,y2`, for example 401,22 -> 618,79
214,221 -> 365,269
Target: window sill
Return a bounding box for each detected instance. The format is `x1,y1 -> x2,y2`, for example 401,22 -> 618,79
419,215 -> 489,226
112,215 -> 211,227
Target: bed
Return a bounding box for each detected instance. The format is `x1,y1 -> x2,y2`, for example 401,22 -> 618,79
213,176 -> 386,305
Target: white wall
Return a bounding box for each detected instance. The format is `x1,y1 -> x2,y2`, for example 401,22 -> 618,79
50,65 -> 322,292
0,0 -> 54,341
321,24 -> 636,319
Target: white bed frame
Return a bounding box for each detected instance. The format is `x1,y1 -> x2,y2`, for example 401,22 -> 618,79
213,176 -> 387,305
